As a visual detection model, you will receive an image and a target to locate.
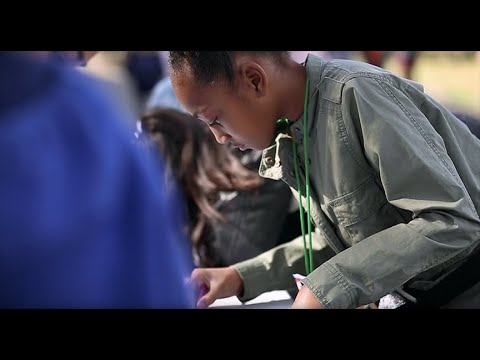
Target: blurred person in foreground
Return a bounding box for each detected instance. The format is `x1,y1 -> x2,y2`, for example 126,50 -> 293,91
0,51 -> 194,308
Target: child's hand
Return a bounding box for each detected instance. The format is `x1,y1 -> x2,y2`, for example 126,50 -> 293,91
291,285 -> 325,309
188,266 -> 244,308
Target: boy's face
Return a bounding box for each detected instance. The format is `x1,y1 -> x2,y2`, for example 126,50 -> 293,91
171,61 -> 278,151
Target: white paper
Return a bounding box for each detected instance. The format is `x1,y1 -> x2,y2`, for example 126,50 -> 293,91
209,290 -> 293,309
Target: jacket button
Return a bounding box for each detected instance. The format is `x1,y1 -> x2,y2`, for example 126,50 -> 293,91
264,156 -> 275,166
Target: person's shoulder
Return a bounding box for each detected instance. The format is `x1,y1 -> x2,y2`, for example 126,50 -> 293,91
55,64 -> 121,106
0,53 -> 118,117
306,54 -> 396,103
304,52 -> 392,85
52,62 -> 140,134
0,53 -> 62,116
327,59 -> 392,81
318,58 -> 412,104
1,53 -> 137,153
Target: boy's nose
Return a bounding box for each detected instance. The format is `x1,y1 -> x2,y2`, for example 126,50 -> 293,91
210,128 -> 231,145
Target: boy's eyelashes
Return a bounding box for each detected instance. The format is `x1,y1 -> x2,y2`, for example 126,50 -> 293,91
208,117 -> 222,127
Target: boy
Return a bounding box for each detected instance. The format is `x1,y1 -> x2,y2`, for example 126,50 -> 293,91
169,51 -> 480,309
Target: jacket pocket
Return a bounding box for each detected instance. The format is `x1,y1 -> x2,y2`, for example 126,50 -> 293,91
327,177 -> 407,244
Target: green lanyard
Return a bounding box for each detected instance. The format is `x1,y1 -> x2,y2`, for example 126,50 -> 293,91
277,78 -> 313,275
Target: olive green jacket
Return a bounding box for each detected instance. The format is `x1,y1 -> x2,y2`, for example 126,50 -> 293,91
234,54 -> 480,309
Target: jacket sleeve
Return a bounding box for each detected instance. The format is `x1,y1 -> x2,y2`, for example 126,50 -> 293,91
302,75 -> 480,308
234,227 -> 335,301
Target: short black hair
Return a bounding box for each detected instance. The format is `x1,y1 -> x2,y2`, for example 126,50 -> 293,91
168,51 -> 290,86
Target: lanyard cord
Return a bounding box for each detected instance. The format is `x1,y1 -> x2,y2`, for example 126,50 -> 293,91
277,78 -> 313,274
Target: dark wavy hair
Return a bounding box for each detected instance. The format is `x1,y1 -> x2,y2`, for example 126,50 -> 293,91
140,107 -> 264,266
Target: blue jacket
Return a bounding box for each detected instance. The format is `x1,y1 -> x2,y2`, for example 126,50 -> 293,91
0,52 -> 194,308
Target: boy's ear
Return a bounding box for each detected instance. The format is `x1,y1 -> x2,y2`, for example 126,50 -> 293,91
238,62 -> 268,97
